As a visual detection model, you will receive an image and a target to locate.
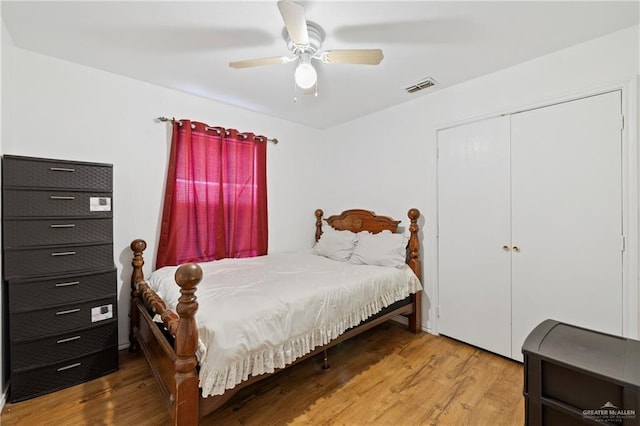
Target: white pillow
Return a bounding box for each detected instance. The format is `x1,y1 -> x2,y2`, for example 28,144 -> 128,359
349,230 -> 407,267
313,225 -> 358,261
146,265 -> 180,311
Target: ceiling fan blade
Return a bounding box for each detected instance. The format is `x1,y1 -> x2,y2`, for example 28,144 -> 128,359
229,56 -> 294,69
278,0 -> 309,46
319,49 -> 384,65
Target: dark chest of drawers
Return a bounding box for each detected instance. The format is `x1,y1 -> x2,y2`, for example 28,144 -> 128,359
2,155 -> 118,402
523,319 -> 639,426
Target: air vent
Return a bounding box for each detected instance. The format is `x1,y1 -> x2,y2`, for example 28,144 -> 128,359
405,77 -> 437,93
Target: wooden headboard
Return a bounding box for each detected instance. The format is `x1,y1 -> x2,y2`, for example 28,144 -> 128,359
315,208 -> 400,238
314,208 -> 422,282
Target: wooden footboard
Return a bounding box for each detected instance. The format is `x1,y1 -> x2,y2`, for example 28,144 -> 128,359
129,208 -> 423,425
130,240 -> 201,426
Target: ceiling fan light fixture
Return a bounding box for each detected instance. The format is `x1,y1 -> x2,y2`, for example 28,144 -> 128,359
229,1 -> 384,97
294,58 -> 317,89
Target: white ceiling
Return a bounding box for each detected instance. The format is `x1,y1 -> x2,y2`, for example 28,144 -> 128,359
2,1 -> 638,129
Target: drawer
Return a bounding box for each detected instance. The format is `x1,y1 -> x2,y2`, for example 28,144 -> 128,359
3,190 -> 112,218
9,269 -> 116,311
9,296 -> 117,339
3,243 -> 114,280
10,321 -> 117,369
2,156 -> 112,191
4,218 -> 112,248
10,347 -> 118,402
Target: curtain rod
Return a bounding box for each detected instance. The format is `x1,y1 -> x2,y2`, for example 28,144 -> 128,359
156,116 -> 278,144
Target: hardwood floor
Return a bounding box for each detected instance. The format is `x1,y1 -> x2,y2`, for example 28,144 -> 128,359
1,322 -> 524,425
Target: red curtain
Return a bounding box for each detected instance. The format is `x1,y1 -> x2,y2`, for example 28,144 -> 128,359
156,120 -> 268,268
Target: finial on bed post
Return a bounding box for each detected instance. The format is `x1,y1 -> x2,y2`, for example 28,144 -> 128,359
172,262 -> 202,426
407,208 -> 422,334
129,239 -> 147,351
315,209 -> 324,242
131,239 -> 147,288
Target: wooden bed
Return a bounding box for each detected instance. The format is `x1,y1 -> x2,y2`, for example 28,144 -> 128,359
129,208 -> 423,425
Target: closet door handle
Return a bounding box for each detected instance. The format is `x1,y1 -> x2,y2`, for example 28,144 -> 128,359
502,245 -> 511,252
513,246 -> 520,253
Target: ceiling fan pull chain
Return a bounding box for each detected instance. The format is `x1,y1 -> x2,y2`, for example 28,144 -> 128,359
293,78 -> 298,103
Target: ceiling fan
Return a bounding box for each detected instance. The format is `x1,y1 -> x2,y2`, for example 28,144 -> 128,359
229,0 -> 384,95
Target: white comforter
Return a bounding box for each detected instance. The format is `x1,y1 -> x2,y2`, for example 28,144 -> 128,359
146,249 -> 422,397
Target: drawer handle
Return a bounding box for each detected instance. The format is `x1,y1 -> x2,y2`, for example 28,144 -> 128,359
50,167 -> 75,172
50,196 -> 76,200
51,251 -> 76,256
50,224 -> 76,228
55,281 -> 80,287
57,335 -> 81,344
56,308 -> 80,316
57,362 -> 81,372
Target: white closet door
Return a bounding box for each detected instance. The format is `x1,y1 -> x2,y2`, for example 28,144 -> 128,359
510,91 -> 623,360
438,116 -> 512,357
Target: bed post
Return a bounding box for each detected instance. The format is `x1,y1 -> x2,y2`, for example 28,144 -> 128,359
407,209 -> 422,334
315,209 -> 324,242
130,239 -> 147,351
172,263 -> 202,426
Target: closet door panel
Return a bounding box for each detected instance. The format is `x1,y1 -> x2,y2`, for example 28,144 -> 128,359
438,116 -> 512,357
510,91 -> 623,360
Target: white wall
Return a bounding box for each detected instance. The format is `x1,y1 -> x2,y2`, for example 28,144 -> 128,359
321,25 -> 640,334
1,31 -> 325,358
0,14 -> 14,407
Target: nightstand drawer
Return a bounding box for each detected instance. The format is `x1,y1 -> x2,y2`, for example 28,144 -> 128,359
4,218 -> 112,248
10,348 -> 118,402
9,269 -> 116,310
2,156 -> 112,191
3,190 -> 112,218
10,296 -> 117,340
4,243 -> 114,280
10,321 -> 117,369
